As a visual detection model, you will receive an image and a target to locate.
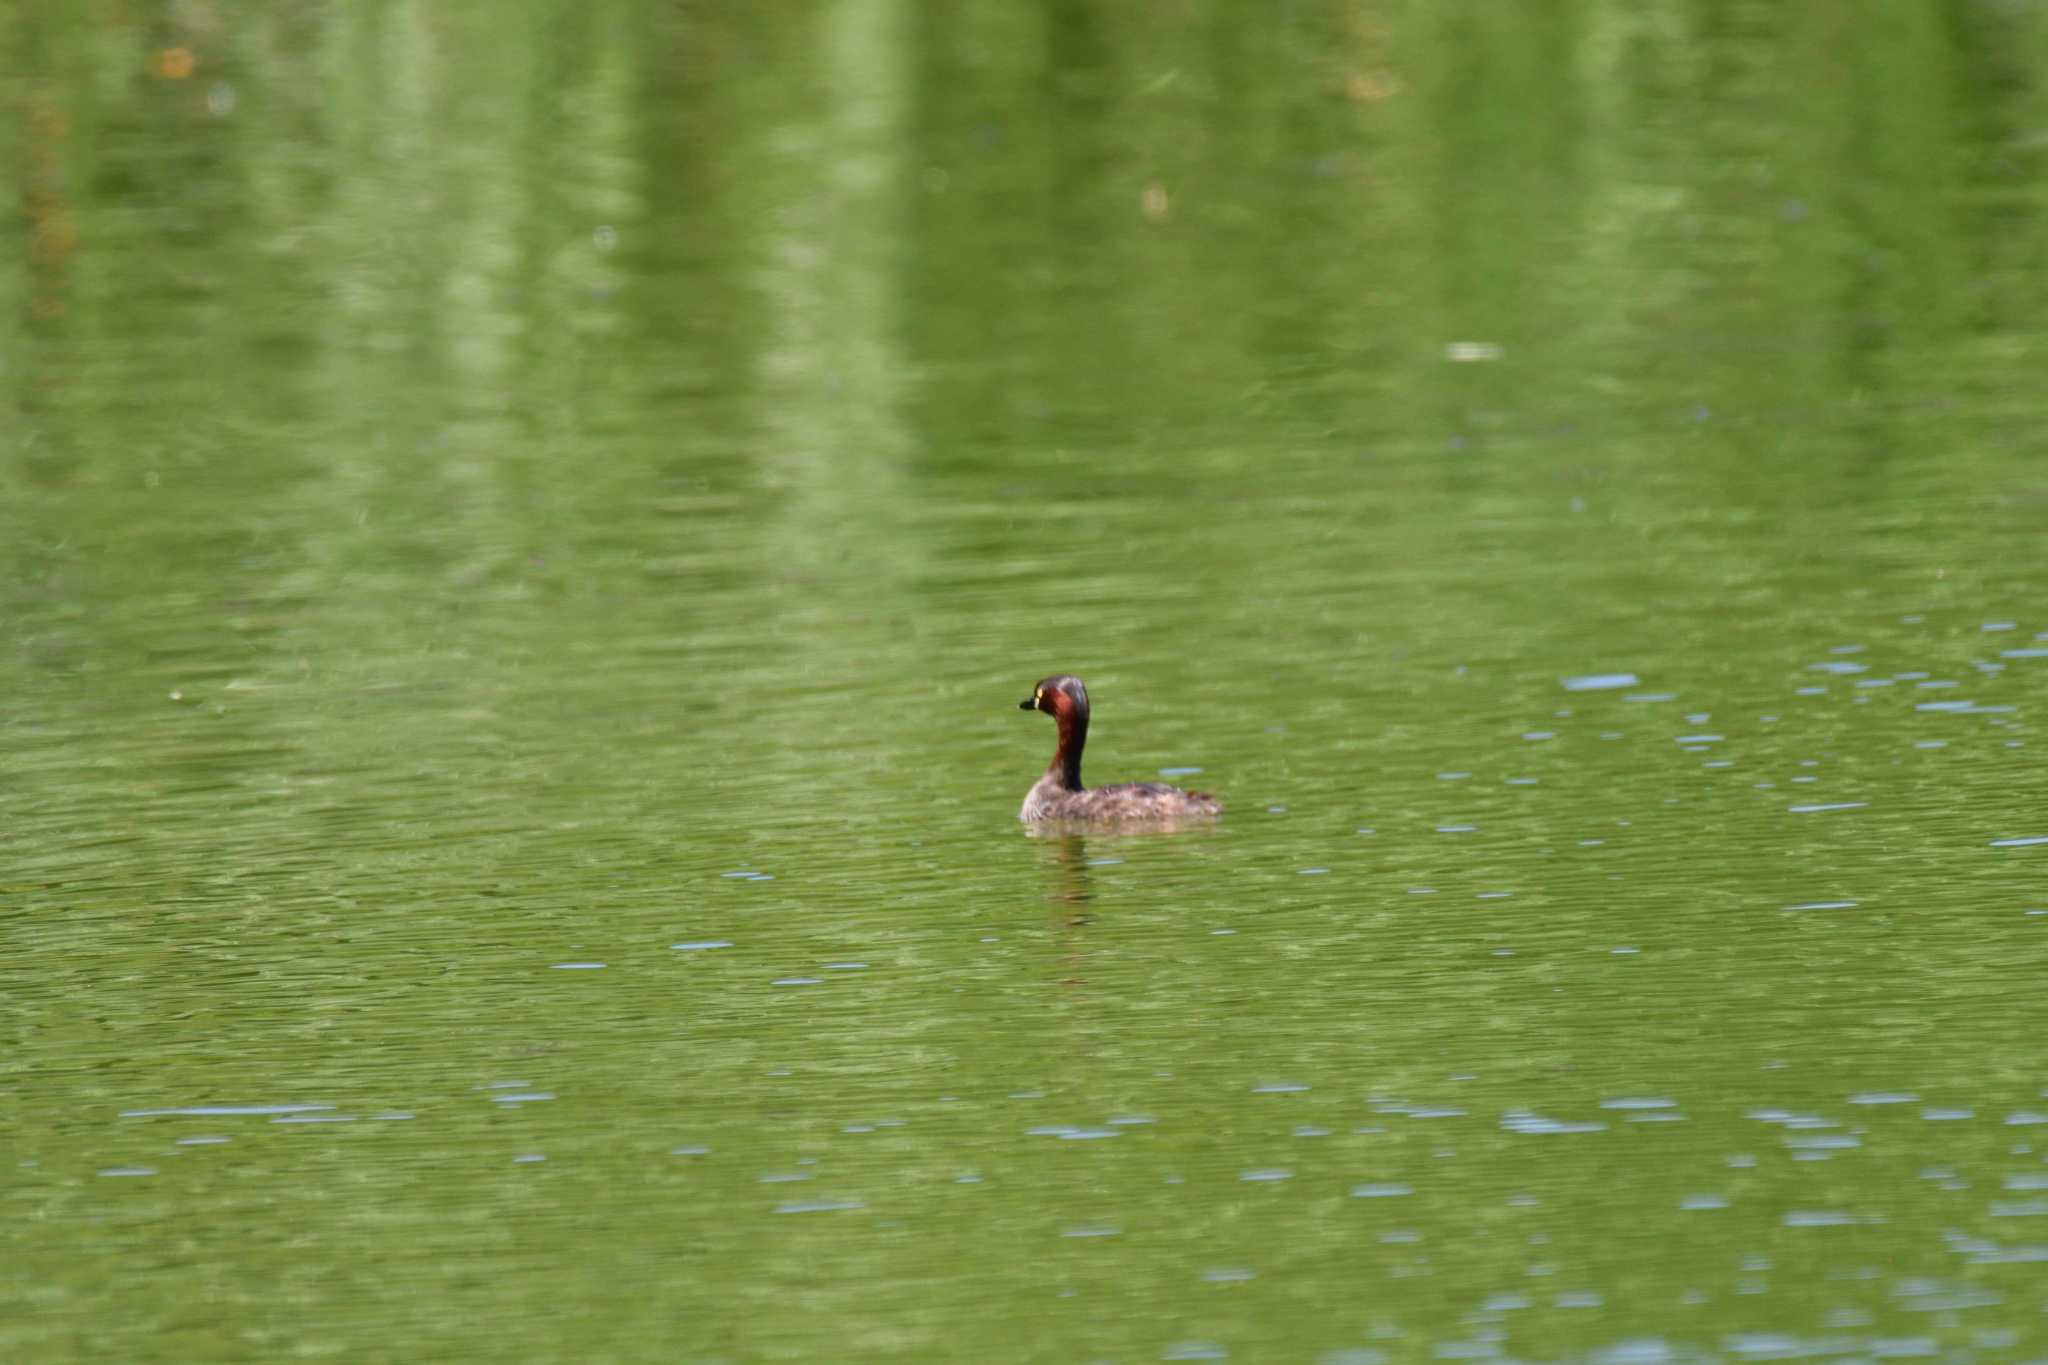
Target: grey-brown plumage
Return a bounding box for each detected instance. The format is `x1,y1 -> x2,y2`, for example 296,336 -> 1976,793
1016,675 -> 1222,824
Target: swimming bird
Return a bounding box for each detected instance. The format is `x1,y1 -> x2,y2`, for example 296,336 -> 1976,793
1017,675 -> 1221,824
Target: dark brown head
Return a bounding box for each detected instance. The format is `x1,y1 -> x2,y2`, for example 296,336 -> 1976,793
1020,674 -> 1090,789
1019,674 -> 1090,723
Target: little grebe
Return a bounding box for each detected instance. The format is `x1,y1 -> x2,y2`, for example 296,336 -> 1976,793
1017,675 -> 1222,824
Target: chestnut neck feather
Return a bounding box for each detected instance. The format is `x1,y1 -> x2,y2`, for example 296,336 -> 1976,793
1046,698 -> 1088,791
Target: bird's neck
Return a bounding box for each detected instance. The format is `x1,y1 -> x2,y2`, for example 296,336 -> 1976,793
1046,711 -> 1087,791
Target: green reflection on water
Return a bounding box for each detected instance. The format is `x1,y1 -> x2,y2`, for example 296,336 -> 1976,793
6,2 -> 2048,1361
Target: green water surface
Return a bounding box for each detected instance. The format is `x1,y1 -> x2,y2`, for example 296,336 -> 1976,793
6,4 -> 2048,1362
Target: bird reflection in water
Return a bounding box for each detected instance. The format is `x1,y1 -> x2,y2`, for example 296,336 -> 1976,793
1029,829 -> 1097,924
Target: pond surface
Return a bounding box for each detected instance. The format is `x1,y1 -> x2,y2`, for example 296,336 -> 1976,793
7,5 -> 2048,1362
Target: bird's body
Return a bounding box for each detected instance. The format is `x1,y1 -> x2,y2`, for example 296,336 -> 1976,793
1016,675 -> 1221,825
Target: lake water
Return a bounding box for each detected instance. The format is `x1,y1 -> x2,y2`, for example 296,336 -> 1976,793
7,5 -> 2048,1362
